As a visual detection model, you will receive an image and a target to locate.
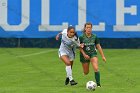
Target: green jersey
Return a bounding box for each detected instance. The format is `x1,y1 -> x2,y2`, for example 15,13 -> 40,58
79,33 -> 100,55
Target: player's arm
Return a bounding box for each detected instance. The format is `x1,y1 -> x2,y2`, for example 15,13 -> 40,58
78,36 -> 90,59
79,47 -> 86,56
96,44 -> 106,62
79,47 -> 90,60
73,38 -> 83,48
55,32 -> 62,40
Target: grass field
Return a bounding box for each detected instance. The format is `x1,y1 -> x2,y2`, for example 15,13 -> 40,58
0,48 -> 139,93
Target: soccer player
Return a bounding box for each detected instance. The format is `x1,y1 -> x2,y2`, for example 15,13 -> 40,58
79,22 -> 106,87
56,26 -> 82,86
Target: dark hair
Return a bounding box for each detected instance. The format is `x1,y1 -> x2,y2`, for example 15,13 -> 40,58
67,26 -> 75,32
83,22 -> 93,33
75,32 -> 78,41
67,26 -> 78,40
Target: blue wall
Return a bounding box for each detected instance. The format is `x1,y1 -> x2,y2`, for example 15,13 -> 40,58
0,0 -> 140,38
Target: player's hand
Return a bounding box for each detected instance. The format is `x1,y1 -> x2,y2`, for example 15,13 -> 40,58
55,35 -> 59,40
80,43 -> 84,48
102,56 -> 106,63
84,54 -> 90,60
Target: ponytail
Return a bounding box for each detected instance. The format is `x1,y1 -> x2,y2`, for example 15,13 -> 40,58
75,32 -> 78,41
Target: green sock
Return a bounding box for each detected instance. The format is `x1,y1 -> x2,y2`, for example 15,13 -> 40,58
95,72 -> 100,85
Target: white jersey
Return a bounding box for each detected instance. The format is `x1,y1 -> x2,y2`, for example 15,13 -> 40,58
58,29 -> 80,61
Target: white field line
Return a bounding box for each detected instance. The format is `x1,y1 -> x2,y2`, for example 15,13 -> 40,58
16,50 -> 57,58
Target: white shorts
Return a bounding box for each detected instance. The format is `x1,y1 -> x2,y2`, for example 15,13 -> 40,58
58,49 -> 75,61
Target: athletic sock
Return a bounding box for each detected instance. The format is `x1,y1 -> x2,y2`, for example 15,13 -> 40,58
66,66 -> 73,81
95,71 -> 100,85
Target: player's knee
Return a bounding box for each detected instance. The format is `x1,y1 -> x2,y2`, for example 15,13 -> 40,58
84,71 -> 89,75
65,62 -> 71,66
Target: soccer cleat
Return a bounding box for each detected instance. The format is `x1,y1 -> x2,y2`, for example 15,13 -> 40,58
70,80 -> 78,86
97,83 -> 101,87
65,77 -> 69,85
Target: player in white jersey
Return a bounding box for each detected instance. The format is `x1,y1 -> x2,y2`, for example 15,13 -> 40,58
56,26 -> 83,86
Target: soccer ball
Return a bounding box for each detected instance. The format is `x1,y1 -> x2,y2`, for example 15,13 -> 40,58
86,81 -> 97,90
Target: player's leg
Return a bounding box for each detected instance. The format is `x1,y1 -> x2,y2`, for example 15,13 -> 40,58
90,57 -> 99,72
69,53 -> 77,85
82,62 -> 90,75
90,57 -> 101,87
60,55 -> 77,85
70,48 -> 75,69
60,55 -> 71,66
70,61 -> 73,69
64,61 -> 73,85
60,55 -> 72,84
80,53 -> 90,75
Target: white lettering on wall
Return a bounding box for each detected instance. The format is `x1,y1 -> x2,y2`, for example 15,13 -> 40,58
114,0 -> 140,31
0,0 -> 139,32
39,0 -> 68,31
0,0 -> 30,31
75,0 -> 105,31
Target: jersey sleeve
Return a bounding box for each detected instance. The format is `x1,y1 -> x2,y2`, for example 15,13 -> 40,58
79,36 -> 83,44
95,35 -> 100,45
73,36 -> 80,47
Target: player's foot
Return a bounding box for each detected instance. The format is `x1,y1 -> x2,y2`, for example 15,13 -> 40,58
65,77 -> 69,85
70,80 -> 77,86
97,83 -> 101,87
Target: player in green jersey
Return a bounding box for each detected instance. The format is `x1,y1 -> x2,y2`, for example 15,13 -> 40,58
79,22 -> 106,87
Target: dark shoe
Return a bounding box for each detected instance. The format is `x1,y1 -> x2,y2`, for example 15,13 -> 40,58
65,77 -> 69,85
97,83 -> 101,87
70,80 -> 77,86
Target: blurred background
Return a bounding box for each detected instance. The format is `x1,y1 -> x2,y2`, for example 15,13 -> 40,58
0,0 -> 140,48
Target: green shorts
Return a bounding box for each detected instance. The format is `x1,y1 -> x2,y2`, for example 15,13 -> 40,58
80,52 -> 97,63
